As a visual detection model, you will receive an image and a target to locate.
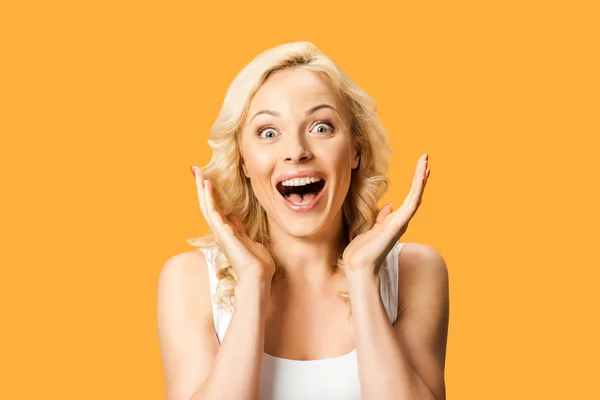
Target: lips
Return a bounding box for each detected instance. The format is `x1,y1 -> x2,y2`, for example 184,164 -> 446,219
276,179 -> 328,212
271,170 -> 328,212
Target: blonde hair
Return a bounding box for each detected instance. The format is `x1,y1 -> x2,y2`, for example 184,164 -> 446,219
187,41 -> 393,312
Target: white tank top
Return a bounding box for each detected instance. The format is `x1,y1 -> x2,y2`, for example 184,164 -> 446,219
200,241 -> 405,400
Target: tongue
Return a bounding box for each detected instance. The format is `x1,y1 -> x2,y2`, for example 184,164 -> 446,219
286,192 -> 316,205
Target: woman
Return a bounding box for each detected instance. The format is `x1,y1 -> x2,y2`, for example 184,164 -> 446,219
157,41 -> 449,400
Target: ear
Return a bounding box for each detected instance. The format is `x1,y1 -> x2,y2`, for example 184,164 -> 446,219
238,139 -> 250,178
241,157 -> 251,178
241,159 -> 250,178
352,144 -> 361,170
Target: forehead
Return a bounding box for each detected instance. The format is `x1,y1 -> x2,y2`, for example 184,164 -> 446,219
247,68 -> 347,119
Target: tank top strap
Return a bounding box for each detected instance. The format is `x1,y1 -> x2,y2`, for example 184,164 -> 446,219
199,247 -> 219,296
198,247 -> 231,344
377,241 -> 406,325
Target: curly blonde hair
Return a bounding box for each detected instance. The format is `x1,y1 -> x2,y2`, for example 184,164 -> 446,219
187,41 -> 393,312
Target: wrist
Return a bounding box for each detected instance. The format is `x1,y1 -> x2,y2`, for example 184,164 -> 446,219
244,262 -> 276,283
346,266 -> 380,283
346,267 -> 380,292
235,278 -> 272,297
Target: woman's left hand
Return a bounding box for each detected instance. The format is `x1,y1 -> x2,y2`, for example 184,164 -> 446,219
342,153 -> 430,276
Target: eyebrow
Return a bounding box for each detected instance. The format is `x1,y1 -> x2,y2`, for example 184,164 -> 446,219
249,103 -> 339,124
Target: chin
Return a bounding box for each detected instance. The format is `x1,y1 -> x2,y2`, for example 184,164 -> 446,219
281,221 -> 329,239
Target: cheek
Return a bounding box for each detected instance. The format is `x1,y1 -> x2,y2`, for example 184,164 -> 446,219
242,148 -> 273,177
322,145 -> 353,169
329,147 -> 355,184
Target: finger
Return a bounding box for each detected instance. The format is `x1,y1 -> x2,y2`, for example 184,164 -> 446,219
193,166 -> 220,239
203,180 -> 223,227
204,180 -> 238,240
418,157 -> 430,202
394,155 -> 428,226
406,154 -> 428,208
413,153 -> 428,192
192,166 -> 209,223
422,168 -> 430,194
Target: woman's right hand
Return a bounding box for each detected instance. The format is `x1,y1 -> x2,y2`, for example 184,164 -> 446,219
191,166 -> 276,284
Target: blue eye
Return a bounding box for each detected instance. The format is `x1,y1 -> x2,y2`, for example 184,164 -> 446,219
256,121 -> 335,140
256,126 -> 279,139
312,122 -> 335,134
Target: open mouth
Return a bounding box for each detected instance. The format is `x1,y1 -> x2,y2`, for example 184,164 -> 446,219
275,179 -> 326,204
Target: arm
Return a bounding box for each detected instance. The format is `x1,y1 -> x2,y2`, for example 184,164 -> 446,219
157,251 -> 271,400
346,243 -> 449,400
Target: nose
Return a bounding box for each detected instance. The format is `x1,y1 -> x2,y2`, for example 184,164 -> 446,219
284,137 -> 313,164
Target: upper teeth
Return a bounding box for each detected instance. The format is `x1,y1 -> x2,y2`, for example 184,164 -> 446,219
281,177 -> 323,186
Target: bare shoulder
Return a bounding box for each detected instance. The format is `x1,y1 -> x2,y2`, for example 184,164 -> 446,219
398,242 -> 447,269
157,250 -> 219,400
157,249 -> 215,333
158,250 -> 212,298
396,242 -> 449,316
398,242 -> 448,276
157,250 -> 214,319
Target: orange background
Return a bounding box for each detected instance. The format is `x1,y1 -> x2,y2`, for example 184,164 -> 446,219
1,0 -> 599,398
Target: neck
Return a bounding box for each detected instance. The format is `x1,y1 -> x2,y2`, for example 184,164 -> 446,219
266,209 -> 348,291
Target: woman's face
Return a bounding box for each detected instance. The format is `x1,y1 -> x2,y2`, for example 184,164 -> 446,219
239,67 -> 360,238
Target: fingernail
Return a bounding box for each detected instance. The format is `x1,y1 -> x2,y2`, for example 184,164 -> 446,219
190,166 -> 196,177
387,202 -> 393,209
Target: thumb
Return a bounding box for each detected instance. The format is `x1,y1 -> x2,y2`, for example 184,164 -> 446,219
375,203 -> 393,225
226,214 -> 247,237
